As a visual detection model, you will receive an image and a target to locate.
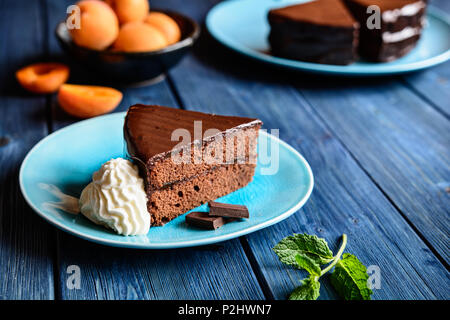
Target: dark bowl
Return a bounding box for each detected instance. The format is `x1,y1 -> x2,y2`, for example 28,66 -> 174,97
55,10 -> 200,85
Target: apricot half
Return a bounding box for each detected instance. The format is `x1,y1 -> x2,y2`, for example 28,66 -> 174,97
16,62 -> 69,94
58,84 -> 123,118
106,0 -> 149,24
113,21 -> 168,52
69,0 -> 119,50
145,12 -> 181,45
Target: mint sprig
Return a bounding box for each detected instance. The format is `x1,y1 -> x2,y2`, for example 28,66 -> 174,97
273,233 -> 372,300
330,253 -> 373,300
273,233 -> 334,269
294,254 -> 321,276
289,275 -> 320,300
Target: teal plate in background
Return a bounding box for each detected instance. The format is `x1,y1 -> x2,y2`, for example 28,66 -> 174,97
19,113 -> 313,249
206,0 -> 450,76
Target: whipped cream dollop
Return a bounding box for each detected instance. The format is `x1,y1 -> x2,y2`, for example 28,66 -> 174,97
79,158 -> 150,236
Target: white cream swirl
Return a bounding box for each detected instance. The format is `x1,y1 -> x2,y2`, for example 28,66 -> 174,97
79,158 -> 150,236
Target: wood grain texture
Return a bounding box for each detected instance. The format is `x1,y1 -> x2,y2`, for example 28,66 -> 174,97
297,79 -> 450,265
164,0 -> 450,299
0,0 -> 55,299
432,0 -> 450,12
57,239 -> 264,300
45,0 -> 265,300
402,0 -> 450,117
403,61 -> 450,118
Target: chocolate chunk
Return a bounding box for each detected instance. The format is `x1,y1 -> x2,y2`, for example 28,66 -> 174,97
208,202 -> 249,219
185,212 -> 225,230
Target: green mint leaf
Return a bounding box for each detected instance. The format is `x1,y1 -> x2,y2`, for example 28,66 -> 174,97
289,276 -> 320,300
295,254 -> 321,276
329,253 -> 373,300
273,233 -> 334,269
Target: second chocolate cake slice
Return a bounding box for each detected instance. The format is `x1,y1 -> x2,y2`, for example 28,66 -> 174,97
268,0 -> 360,65
124,104 -> 262,226
344,0 -> 427,62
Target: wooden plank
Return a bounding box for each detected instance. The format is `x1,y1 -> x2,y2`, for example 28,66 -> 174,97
0,0 -> 55,299
432,0 -> 450,11
57,239 -> 264,299
297,79 -> 450,264
45,0 -> 264,300
403,62 -> 450,118
402,0 -> 450,117
165,0 -> 450,299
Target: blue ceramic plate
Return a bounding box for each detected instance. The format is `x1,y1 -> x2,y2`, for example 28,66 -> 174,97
19,112 -> 313,249
206,0 -> 450,75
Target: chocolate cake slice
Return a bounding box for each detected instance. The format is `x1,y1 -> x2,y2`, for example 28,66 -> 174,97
268,0 -> 359,65
344,0 -> 427,61
124,104 -> 262,226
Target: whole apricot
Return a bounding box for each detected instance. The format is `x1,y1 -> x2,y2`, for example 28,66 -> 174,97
113,22 -> 168,52
58,84 -> 123,118
69,0 -> 119,50
105,0 -> 149,24
16,63 -> 70,94
144,12 -> 181,45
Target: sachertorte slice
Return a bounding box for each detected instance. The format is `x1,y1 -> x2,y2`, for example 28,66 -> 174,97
268,0 -> 359,65
124,104 -> 262,226
344,0 -> 427,61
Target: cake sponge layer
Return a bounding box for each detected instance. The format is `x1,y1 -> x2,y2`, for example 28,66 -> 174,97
146,125 -> 260,189
148,163 -> 256,226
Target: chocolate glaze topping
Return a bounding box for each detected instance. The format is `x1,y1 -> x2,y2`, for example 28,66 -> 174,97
269,0 -> 358,28
124,104 -> 262,166
346,0 -> 425,13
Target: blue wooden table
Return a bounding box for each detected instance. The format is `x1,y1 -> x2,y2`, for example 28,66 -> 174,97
1,0 -> 449,300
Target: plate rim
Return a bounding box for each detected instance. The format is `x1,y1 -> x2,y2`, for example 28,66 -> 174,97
206,0 -> 450,76
19,112 -> 314,249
